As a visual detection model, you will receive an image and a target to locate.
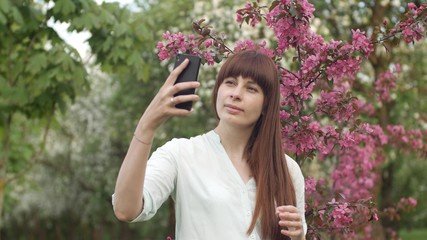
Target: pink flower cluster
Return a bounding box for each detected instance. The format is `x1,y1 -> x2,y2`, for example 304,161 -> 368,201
351,29 -> 374,56
386,125 -> 425,153
357,99 -> 375,116
332,124 -> 387,200
158,1 -> 427,238
236,1 -> 262,27
315,90 -> 359,123
392,3 -> 427,44
156,31 -> 219,65
305,177 -> 317,195
156,31 -> 199,61
281,116 -> 319,156
328,200 -> 354,228
332,146 -> 379,199
400,197 -> 418,207
156,30 -> 276,66
233,39 -> 275,58
374,64 -> 400,102
265,0 -> 315,53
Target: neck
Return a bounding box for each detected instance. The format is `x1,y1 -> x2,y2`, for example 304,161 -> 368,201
214,123 -> 254,161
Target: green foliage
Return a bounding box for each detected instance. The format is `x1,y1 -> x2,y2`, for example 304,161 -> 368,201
0,2 -> 88,119
0,0 -> 153,233
400,228 -> 427,239
1,0 -> 219,238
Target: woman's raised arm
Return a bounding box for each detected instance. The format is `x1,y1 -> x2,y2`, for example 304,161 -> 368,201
113,59 -> 200,221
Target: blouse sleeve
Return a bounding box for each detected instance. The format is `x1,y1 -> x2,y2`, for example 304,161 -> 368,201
285,155 -> 307,237
128,139 -> 180,222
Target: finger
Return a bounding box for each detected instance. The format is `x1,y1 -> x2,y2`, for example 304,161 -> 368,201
172,81 -> 200,94
277,212 -> 302,221
278,220 -> 303,229
166,58 -> 189,85
169,106 -> 196,116
280,228 -> 303,237
172,94 -> 200,105
276,205 -> 300,214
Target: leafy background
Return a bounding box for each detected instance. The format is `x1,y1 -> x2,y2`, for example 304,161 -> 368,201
0,0 -> 426,239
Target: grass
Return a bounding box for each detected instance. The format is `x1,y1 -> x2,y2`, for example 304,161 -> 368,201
400,228 -> 427,240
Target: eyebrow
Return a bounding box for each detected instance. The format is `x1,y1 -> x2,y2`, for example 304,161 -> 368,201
247,80 -> 259,85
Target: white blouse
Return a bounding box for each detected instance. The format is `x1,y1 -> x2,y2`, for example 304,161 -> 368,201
114,130 -> 306,240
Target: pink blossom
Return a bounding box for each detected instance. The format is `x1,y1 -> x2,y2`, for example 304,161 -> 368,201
351,29 -> 374,56
301,116 -> 311,122
408,197 -> 418,207
318,209 -> 326,221
316,90 -> 359,123
402,24 -> 425,43
358,100 -> 375,116
329,201 -> 354,228
266,0 -> 315,53
385,125 -> 425,151
374,67 -> 398,102
338,131 -> 357,148
204,39 -> 213,48
325,58 -> 361,83
408,2 -> 417,10
202,51 -> 215,65
156,31 -> 200,60
400,197 -> 418,207
373,210 -> 379,221
280,110 -> 290,120
301,55 -> 320,74
305,177 -> 317,194
236,2 -> 261,27
233,40 -> 275,58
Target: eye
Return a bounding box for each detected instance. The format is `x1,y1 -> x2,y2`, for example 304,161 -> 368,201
247,87 -> 257,92
224,78 -> 236,85
247,84 -> 260,93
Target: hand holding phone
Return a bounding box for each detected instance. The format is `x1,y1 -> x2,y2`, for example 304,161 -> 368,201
173,54 -> 201,111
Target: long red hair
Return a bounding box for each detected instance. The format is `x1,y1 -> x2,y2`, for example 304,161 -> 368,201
212,50 -> 296,239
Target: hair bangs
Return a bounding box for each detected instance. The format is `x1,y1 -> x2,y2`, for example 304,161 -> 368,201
217,51 -> 277,95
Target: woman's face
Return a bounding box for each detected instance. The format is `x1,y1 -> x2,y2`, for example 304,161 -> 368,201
216,75 -> 264,130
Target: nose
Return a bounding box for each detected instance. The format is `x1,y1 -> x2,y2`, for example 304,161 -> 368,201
230,86 -> 243,100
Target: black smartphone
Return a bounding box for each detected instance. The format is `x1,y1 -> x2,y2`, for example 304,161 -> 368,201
173,53 -> 201,110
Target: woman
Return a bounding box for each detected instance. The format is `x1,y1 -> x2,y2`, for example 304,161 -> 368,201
113,50 -> 306,240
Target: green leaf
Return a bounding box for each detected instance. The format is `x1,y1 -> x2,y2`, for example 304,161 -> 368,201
113,22 -> 127,37
11,6 -> 23,25
122,37 -> 133,48
102,37 -> 113,53
70,14 -> 89,30
88,12 -> 102,29
98,8 -> 115,26
0,0 -> 11,14
53,0 -> 76,16
26,53 -> 48,75
139,65 -> 150,82
269,0 -> 279,12
3,85 -> 31,107
126,51 -> 140,66
0,11 -> 6,25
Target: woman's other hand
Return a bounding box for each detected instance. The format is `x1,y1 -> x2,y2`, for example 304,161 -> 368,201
276,205 -> 304,239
